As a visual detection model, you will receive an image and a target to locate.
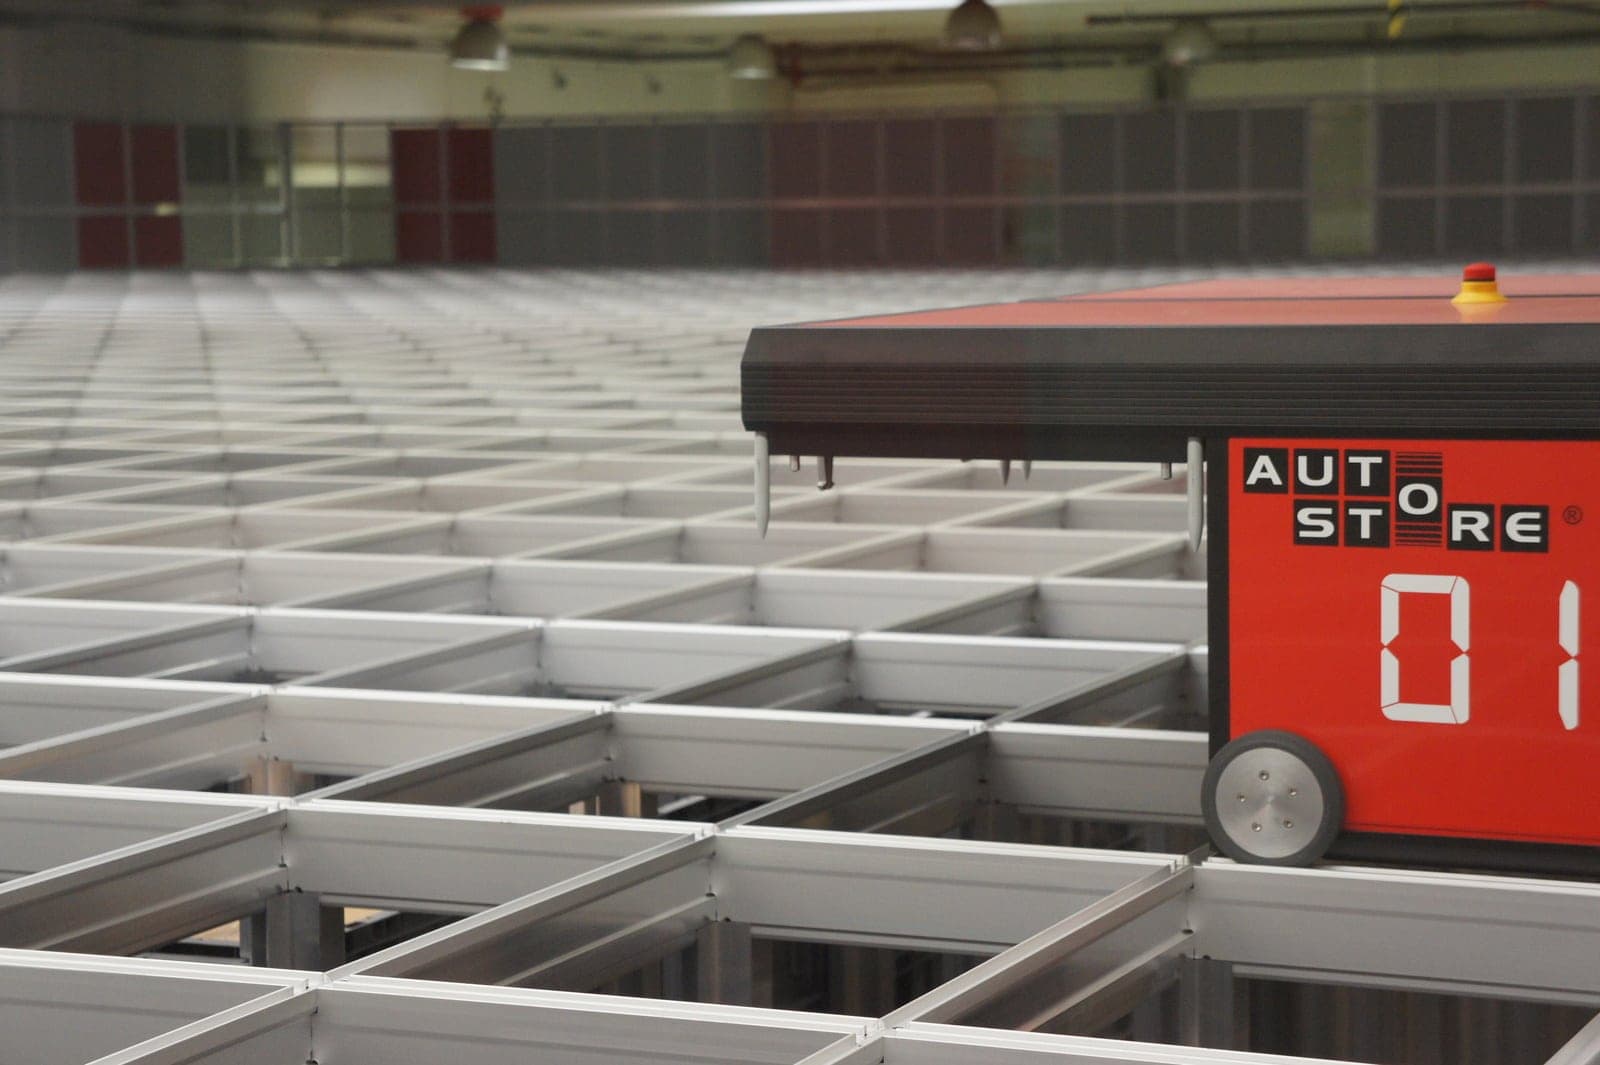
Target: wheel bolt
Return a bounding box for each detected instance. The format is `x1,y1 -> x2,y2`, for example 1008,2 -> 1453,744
1258,770 -> 1270,781
1251,822 -> 1261,831
1283,819 -> 1294,829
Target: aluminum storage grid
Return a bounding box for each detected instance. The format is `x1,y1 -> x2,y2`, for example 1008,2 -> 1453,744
0,265 -> 1597,1065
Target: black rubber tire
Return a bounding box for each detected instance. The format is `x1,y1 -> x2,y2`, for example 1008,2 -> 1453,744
1201,729 -> 1344,866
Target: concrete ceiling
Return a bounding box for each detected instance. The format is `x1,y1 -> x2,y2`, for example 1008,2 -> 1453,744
0,0 -> 1594,59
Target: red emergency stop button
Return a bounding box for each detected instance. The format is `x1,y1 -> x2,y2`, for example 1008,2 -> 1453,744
1453,262 -> 1507,306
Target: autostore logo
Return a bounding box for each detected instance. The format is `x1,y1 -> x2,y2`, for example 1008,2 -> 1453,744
1241,447 -> 1549,552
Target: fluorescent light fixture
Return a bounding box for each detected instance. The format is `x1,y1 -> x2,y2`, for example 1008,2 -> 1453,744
727,34 -> 778,79
944,0 -> 1001,50
1162,19 -> 1217,66
450,18 -> 509,71
531,1 -> 1011,14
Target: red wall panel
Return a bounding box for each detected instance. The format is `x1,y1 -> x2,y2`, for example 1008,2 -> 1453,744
396,209 -> 444,263
449,210 -> 496,263
392,126 -> 498,263
448,127 -> 494,205
134,217 -> 184,268
391,129 -> 443,206
130,125 -> 182,205
74,122 -> 127,206
77,216 -> 130,269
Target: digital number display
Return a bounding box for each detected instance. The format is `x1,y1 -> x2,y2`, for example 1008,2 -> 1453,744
1229,438 -> 1600,846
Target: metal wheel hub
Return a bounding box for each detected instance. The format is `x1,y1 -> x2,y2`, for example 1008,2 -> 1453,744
1213,745 -> 1326,860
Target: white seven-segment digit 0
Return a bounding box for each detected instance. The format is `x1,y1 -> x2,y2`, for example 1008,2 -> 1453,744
1560,581 -> 1580,731
1381,574 -> 1471,724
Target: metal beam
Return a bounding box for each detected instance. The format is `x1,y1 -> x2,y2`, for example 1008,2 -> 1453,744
723,730 -> 985,834
882,861 -> 1193,1029
1193,862 -> 1600,1005
301,712 -> 611,809
0,807 -> 288,955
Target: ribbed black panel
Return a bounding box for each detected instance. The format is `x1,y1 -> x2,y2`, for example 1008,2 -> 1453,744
742,321 -> 1600,455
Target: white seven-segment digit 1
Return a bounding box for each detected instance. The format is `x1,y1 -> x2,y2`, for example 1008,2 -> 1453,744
1560,581 -> 1580,731
1381,574 -> 1471,725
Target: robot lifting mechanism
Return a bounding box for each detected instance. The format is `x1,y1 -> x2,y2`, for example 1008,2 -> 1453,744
740,264 -> 1600,873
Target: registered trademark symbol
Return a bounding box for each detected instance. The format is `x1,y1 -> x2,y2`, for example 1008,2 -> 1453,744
1564,505 -> 1584,525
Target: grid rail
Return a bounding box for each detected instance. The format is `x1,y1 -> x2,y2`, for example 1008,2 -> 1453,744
0,263 -> 1596,1065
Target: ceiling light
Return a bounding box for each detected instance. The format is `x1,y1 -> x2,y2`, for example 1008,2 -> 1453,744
1161,19 -> 1217,67
944,0 -> 1001,51
450,6 -> 509,72
727,34 -> 777,79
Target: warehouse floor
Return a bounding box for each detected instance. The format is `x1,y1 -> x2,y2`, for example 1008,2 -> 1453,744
0,265 -> 1597,1065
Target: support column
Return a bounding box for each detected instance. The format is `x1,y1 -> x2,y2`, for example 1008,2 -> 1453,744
248,892 -> 345,970
1178,957 -> 1237,1049
697,920 -> 753,1005
248,757 -> 300,797
595,781 -> 657,818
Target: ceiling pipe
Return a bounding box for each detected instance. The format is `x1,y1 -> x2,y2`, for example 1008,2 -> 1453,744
1087,0 -> 1600,24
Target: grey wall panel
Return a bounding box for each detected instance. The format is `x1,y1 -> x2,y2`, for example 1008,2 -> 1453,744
1443,194 -> 1504,255
941,117 -> 996,197
1059,114 -> 1115,196
823,120 -> 879,199
1122,111 -> 1176,194
659,125 -> 711,202
885,207 -> 939,263
1060,203 -> 1115,262
826,208 -> 880,264
711,207 -> 765,263
1183,110 -> 1241,192
1514,96 -> 1576,183
184,125 -> 232,187
1588,95 -> 1600,189
240,213 -> 284,265
659,210 -> 713,264
1123,202 -> 1177,261
13,216 -> 74,271
546,209 -> 605,265
606,209 -> 658,264
1379,101 -> 1437,188
1184,202 -> 1242,260
770,208 -> 822,265
1512,194 -> 1574,252
183,213 -> 237,267
1376,196 -> 1437,256
492,125 -> 550,206
345,207 -> 394,264
1248,107 -> 1306,191
604,125 -> 656,202
1445,98 -> 1505,185
1248,200 -> 1308,260
770,121 -> 822,199
885,118 -> 938,198
942,206 -> 998,263
712,122 -> 765,200
12,117 -> 73,208
495,127 -> 550,207
550,126 -> 601,204
0,117 -> 11,207
496,210 -> 543,265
